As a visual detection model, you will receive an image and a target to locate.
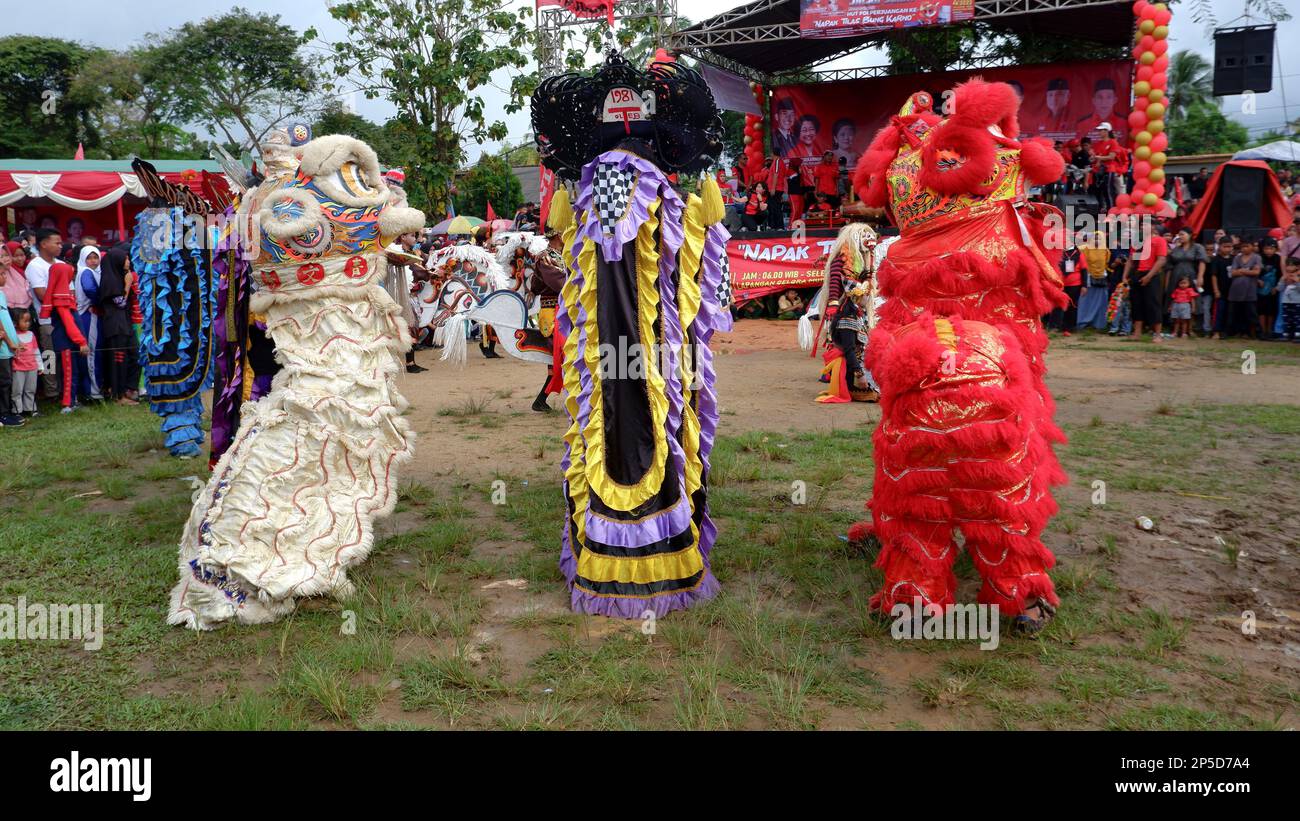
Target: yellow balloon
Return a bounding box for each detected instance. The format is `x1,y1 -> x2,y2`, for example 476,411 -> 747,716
1135,81 -> 1151,96
1147,102 -> 1165,118
1148,120 -> 1165,134
1148,89 -> 1164,103
1136,131 -> 1152,145
1139,20 -> 1155,34
1151,151 -> 1167,166
1140,52 -> 1156,65
1153,25 -> 1168,39
1154,3 -> 1167,11
1150,168 -> 1165,183
1135,145 -> 1152,160
1143,193 -> 1159,207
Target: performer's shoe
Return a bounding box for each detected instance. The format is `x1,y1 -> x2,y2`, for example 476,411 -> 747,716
405,363 -> 428,373
532,396 -> 552,413
850,388 -> 880,403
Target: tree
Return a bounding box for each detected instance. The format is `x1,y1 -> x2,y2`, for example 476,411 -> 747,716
317,0 -> 534,216
0,36 -> 99,157
1169,99 -> 1249,155
151,8 -> 320,153
68,47 -> 198,159
457,153 -> 524,218
1166,50 -> 1214,124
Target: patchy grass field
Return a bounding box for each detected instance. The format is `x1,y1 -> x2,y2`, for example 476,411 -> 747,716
1,393 -> 1296,730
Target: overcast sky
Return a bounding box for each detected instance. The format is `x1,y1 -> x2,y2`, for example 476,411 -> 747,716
34,0 -> 1298,161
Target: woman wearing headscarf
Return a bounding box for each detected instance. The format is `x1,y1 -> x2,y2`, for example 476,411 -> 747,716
74,245 -> 103,401
97,243 -> 137,405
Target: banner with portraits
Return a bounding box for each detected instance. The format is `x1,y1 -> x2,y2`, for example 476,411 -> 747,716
768,60 -> 1132,177
800,0 -> 975,40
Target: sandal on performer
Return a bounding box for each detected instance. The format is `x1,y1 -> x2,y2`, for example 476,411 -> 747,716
1011,598 -> 1057,637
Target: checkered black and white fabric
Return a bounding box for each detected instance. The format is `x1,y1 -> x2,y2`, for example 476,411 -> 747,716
593,162 -> 637,236
715,250 -> 732,311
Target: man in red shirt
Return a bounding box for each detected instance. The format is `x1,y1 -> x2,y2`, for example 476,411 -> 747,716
813,151 -> 840,208
1090,123 -> 1127,213
1123,221 -> 1169,340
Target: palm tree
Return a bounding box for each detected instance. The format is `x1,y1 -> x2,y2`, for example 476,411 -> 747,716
1167,50 -> 1215,123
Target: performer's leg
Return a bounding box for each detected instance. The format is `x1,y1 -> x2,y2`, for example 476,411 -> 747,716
532,370 -> 553,412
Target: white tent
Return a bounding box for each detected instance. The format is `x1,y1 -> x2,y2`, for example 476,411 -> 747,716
1233,141 -> 1300,163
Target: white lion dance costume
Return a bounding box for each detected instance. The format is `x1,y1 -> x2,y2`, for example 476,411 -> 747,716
532,52 -> 731,618
169,135 -> 425,629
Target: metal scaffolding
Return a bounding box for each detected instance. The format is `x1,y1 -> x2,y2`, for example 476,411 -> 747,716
536,0 -> 679,79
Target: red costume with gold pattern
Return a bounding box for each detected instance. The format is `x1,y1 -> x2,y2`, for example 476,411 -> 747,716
850,80 -> 1068,618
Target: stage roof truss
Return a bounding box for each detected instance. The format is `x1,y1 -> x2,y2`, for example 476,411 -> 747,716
671,0 -> 1134,81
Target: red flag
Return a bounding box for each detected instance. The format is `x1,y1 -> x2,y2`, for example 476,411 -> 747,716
538,165 -> 557,228
486,201 -> 497,223
73,143 -> 85,160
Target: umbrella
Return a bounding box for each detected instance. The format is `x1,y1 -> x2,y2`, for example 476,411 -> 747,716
488,219 -> 514,233
431,215 -> 485,235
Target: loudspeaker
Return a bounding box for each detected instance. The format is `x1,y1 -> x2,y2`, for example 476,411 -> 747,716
1213,25 -> 1274,96
1056,192 -> 1101,216
1219,164 -> 1265,230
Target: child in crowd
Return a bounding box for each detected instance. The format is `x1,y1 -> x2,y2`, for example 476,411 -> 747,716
0,262 -> 21,427
11,310 -> 39,417
1280,257 -> 1300,341
1169,276 -> 1198,338
1107,276 -> 1132,336
777,289 -> 805,320
1257,238 -> 1282,340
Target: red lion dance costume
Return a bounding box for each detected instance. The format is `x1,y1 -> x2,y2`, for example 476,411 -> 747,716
851,80 -> 1068,626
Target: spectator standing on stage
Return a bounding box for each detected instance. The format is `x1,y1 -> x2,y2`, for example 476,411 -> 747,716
786,158 -> 806,224
1091,124 -> 1126,213
742,182 -> 769,232
814,151 -> 840,209
763,155 -> 788,230
1187,167 -> 1210,201
1226,240 -> 1261,338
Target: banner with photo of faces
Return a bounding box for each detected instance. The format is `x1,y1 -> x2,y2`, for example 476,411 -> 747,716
768,60 -> 1132,174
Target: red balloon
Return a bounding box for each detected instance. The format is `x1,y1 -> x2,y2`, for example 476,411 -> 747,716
1137,65 -> 1154,81
1151,72 -> 1167,88
1139,35 -> 1155,52
1150,182 -> 1165,197
1135,96 -> 1150,110
1116,193 -> 1132,208
1154,8 -> 1171,25
1153,40 -> 1168,56
1128,111 -> 1148,129
1133,0 -> 1149,13
1134,161 -> 1152,178
1150,132 -> 1168,152
1140,5 -> 1157,20
1153,55 -> 1168,72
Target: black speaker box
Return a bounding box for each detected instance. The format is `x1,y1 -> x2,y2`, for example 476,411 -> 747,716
1219,164 -> 1266,231
1213,25 -> 1275,96
1056,192 -> 1101,216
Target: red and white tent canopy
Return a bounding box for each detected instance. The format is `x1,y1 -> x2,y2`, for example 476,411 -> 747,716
0,159 -> 223,211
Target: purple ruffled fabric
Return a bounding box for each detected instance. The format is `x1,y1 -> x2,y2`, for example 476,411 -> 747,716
209,221 -> 250,464
558,150 -> 721,618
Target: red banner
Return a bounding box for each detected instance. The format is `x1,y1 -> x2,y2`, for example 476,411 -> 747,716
769,60 -> 1132,178
800,0 -> 974,39
728,235 -> 838,305
536,0 -> 616,25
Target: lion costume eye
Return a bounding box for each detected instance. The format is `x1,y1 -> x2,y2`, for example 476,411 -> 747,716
259,186 -> 325,241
